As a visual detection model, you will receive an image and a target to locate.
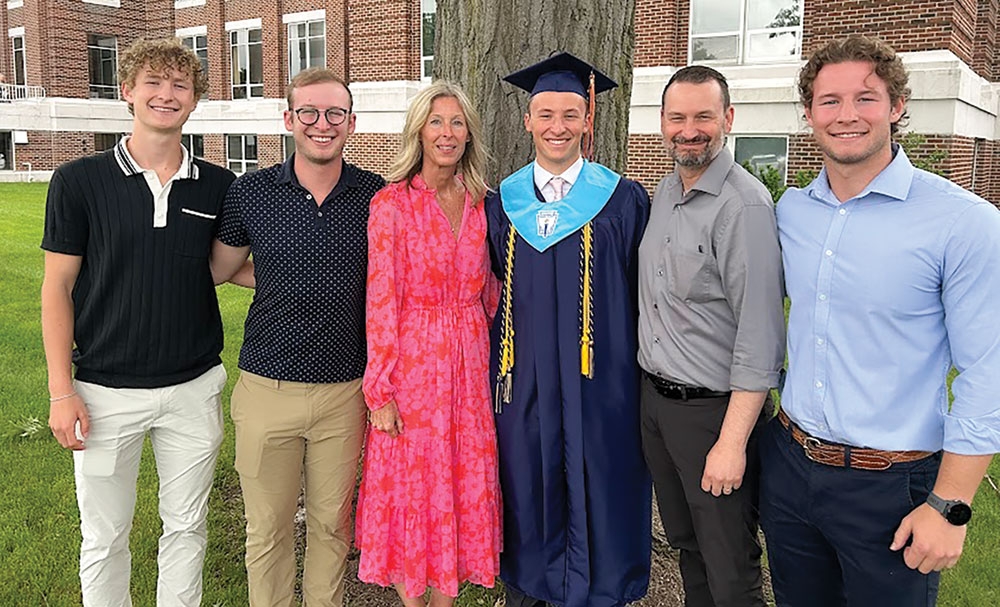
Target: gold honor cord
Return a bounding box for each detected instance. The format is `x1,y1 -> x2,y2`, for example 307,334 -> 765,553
495,221 -> 597,413
495,224 -> 517,412
580,222 -> 595,379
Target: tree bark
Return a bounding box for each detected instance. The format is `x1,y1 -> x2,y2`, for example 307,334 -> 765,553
434,0 -> 637,185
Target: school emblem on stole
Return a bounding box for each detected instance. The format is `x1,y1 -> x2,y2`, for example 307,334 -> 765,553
536,209 -> 559,238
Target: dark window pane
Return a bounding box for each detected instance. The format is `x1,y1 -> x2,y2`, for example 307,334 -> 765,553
309,39 -> 325,67
250,43 -> 263,83
228,136 -> 242,160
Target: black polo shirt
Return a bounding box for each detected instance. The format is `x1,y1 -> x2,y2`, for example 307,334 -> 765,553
217,155 -> 385,383
41,141 -> 235,388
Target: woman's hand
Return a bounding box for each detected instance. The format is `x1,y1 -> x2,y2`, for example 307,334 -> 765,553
370,400 -> 404,438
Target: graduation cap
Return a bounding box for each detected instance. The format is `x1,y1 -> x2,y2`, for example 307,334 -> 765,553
503,51 -> 617,98
503,52 -> 617,160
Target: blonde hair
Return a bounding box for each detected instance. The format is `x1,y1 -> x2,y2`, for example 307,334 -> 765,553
386,81 -> 490,203
118,38 -> 207,114
287,67 -> 352,111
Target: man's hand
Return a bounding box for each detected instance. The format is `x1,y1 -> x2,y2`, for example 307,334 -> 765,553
49,394 -> 89,450
890,502 -> 966,573
370,400 -> 404,438
701,438 -> 746,497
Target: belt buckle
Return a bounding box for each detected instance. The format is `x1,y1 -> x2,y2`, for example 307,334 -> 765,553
802,437 -> 824,464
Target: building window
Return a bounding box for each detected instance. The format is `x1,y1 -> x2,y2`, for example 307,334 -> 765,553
690,0 -> 801,64
88,34 -> 118,99
283,134 -> 295,160
180,34 -> 209,99
733,136 -> 788,182
421,0 -> 435,79
11,35 -> 26,86
231,28 -> 263,99
227,135 -> 257,173
94,133 -> 121,152
288,20 -> 325,79
182,134 -> 204,159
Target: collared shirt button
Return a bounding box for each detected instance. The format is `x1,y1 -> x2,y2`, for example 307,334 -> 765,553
653,303 -> 658,310
817,337 -> 824,345
306,194 -> 313,200
815,380 -> 823,388
838,208 -> 846,216
317,211 -> 323,217
819,294 -> 827,301
657,268 -> 664,277
653,336 -> 660,344
825,250 -> 833,257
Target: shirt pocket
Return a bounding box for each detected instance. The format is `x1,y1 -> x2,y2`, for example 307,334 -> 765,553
174,207 -> 217,258
667,245 -> 714,303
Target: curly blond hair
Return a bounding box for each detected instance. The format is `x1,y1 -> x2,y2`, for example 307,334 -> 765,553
118,38 -> 208,113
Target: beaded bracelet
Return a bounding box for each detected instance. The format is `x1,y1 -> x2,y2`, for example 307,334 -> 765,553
49,391 -> 77,402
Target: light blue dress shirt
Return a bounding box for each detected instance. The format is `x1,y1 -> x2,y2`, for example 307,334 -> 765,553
777,147 -> 1000,454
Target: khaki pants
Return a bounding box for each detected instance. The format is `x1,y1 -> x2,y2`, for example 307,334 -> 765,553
231,371 -> 366,607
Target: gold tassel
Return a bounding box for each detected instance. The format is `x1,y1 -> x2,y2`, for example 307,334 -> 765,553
496,225 -> 517,412
580,222 -> 594,379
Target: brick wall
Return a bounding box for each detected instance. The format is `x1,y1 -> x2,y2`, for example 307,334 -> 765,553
973,139 -> 997,204
802,0 -> 997,80
624,134 -> 671,194
0,4 -> 10,81
786,133 -> 826,185
974,0 -> 999,81
344,132 -> 401,178
16,130 -> 102,170
348,0 -> 415,82
634,0 -> 689,68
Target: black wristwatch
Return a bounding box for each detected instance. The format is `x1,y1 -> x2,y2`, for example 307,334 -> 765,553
925,491 -> 972,526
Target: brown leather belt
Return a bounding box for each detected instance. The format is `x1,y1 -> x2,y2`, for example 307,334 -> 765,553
776,409 -> 934,471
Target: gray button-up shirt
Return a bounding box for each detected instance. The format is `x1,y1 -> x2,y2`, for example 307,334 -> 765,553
637,148 -> 785,392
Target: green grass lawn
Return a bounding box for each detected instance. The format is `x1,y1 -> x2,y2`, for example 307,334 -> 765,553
1,183 -> 997,606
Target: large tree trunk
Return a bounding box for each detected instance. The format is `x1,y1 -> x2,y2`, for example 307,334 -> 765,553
434,0 -> 637,185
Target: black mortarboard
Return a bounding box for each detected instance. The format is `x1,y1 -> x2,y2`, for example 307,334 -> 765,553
503,52 -> 617,98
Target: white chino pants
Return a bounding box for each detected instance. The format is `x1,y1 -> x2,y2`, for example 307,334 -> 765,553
73,364 -> 226,607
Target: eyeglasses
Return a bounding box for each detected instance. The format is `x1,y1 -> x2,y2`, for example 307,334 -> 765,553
293,107 -> 349,126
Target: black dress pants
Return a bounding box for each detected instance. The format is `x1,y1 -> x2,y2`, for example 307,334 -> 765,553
639,376 -> 767,607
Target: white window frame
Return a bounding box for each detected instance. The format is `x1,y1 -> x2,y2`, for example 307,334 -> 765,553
689,0 -> 802,65
10,30 -> 26,87
284,11 -> 326,79
227,20 -> 264,99
181,133 -> 205,160
87,34 -> 118,100
177,27 -> 209,99
420,0 -> 436,80
82,0 -> 120,7
226,134 -> 258,174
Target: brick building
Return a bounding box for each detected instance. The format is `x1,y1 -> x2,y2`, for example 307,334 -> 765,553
0,0 -> 997,204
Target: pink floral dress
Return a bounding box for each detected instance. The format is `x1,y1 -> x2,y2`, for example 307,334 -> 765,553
356,175 -> 501,598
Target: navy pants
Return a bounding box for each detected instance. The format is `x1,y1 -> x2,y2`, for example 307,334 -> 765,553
759,417 -> 941,607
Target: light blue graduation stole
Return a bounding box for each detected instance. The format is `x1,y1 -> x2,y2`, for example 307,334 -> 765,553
499,160 -> 620,252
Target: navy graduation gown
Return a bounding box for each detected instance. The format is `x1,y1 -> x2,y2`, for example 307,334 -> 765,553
486,169 -> 652,607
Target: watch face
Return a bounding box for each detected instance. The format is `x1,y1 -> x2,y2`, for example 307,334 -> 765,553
946,502 -> 973,526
